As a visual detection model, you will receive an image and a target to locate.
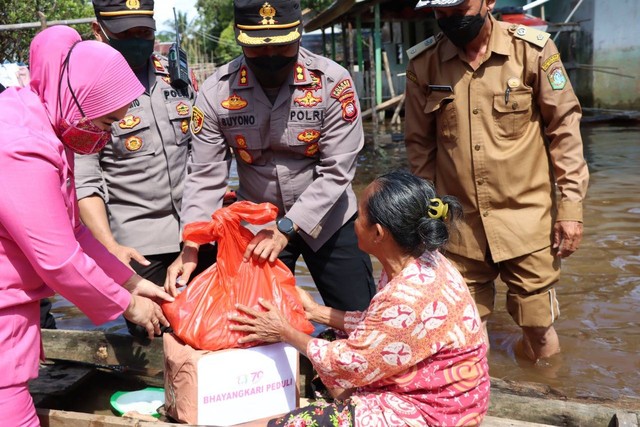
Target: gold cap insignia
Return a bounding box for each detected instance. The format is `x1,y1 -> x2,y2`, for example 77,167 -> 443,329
126,0 -> 141,10
259,2 -> 276,25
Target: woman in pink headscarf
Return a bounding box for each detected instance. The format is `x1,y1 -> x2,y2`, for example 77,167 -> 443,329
0,26 -> 174,426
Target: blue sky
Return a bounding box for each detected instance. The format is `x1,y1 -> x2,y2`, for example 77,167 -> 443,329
154,0 -> 198,32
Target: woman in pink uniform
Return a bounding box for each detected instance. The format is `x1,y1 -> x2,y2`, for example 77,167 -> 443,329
231,170 -> 490,426
0,26 -> 173,426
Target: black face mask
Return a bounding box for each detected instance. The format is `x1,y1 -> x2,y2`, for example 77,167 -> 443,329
437,0 -> 487,48
245,55 -> 297,88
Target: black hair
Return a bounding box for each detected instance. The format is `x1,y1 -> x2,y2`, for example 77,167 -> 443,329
365,169 -> 462,257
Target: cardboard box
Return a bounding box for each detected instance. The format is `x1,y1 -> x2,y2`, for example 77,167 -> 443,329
164,333 -> 299,426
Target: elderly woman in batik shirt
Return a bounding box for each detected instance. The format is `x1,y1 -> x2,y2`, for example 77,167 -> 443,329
230,169 -> 490,426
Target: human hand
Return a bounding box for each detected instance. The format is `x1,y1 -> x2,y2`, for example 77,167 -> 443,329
553,220 -> 583,258
296,287 -> 321,321
124,276 -> 174,304
123,295 -> 170,339
228,298 -> 291,344
243,225 -> 288,264
108,243 -> 150,270
164,243 -> 199,297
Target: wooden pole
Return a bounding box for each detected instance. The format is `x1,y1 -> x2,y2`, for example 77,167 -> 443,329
347,21 -> 355,74
391,94 -> 405,126
356,15 -> 363,73
368,32 -> 378,133
382,50 -> 396,98
374,4 -> 383,122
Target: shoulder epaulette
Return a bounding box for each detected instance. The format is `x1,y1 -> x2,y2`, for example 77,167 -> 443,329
151,54 -> 169,75
406,34 -> 442,60
509,24 -> 550,48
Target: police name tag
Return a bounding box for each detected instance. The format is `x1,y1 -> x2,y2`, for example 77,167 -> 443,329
428,85 -> 453,92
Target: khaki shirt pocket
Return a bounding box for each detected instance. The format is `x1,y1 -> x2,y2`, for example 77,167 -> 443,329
492,89 -> 532,140
425,93 -> 457,141
166,100 -> 192,145
111,109 -> 155,159
226,127 -> 268,166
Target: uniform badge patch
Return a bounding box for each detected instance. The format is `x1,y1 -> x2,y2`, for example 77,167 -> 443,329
118,114 -> 141,130
507,77 -> 520,88
190,69 -> 199,92
294,91 -> 322,108
124,136 -> 143,152
294,63 -> 307,83
297,129 -> 321,143
306,71 -> 322,90
339,92 -> 358,123
305,142 -> 319,157
162,76 -> 172,85
176,102 -> 190,116
221,94 -> 248,110
548,66 -> 567,90
406,70 -> 418,85
331,79 -> 353,99
180,119 -> 189,134
237,148 -> 253,164
542,53 -> 561,72
235,135 -> 248,148
153,57 -> 165,73
239,66 -> 249,86
191,106 -> 205,134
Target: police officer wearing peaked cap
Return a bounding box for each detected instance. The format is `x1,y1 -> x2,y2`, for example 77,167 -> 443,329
73,0 -> 216,338
167,0 -> 376,313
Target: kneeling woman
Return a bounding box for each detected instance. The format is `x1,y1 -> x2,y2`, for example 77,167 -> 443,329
231,170 -> 490,426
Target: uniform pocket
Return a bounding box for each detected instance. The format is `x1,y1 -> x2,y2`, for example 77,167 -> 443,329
111,108 -> 155,159
166,99 -> 192,145
425,93 -> 457,140
226,128 -> 268,166
492,89 -> 532,140
286,124 -> 322,159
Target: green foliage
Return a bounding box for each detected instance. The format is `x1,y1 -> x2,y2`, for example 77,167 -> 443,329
215,22 -> 241,64
0,0 -> 94,63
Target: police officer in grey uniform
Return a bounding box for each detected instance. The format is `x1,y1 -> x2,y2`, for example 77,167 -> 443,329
166,0 -> 376,312
74,0 -> 215,337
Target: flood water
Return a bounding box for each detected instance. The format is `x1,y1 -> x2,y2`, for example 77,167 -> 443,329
50,122 -> 640,404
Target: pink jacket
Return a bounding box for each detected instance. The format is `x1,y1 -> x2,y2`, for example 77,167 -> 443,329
0,87 -> 134,388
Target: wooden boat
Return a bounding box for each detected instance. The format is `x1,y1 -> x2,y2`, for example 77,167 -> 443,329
35,329 -> 640,427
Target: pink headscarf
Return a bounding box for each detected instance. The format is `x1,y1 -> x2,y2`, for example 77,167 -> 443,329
29,25 -> 144,127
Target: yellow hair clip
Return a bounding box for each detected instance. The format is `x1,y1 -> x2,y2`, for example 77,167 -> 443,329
428,198 -> 449,220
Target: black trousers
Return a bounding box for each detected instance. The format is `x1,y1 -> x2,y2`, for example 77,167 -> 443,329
279,215 -> 375,312
126,244 -> 218,338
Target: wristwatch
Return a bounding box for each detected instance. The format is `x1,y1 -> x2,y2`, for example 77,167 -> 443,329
276,217 -> 296,240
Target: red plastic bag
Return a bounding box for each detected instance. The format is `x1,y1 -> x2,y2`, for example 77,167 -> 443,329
162,201 -> 314,351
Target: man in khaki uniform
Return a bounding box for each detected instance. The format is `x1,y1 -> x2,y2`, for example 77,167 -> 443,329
405,0 -> 589,360
166,0 -> 376,312
74,0 -> 215,337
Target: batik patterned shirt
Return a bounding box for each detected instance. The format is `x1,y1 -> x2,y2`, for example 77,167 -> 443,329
307,250 -> 490,426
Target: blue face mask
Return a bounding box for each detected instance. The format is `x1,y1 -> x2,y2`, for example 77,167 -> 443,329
100,25 -> 154,69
